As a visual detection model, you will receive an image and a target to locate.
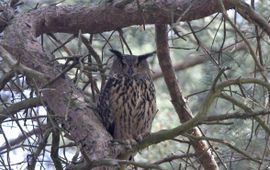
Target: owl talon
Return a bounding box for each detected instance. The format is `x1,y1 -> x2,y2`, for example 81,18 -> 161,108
116,139 -> 136,145
111,139 -> 124,145
124,143 -> 132,149
111,139 -> 137,149
128,139 -> 137,146
135,135 -> 144,142
122,139 -> 137,149
135,132 -> 149,143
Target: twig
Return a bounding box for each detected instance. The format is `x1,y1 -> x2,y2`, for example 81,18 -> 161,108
203,110 -> 270,123
114,0 -> 134,8
183,134 -> 261,164
220,93 -> 270,135
0,70 -> 15,90
154,153 -> 196,164
217,0 -> 264,71
0,125 -> 48,152
0,46 -> 48,81
228,0 -> 270,38
51,126 -> 63,170
152,54 -> 208,80
0,97 -> 42,123
27,129 -> 51,170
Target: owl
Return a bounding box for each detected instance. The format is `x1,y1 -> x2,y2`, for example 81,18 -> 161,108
97,49 -> 156,146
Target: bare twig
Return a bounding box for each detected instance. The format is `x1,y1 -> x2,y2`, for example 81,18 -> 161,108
0,97 -> 42,123
228,0 -> 270,38
154,153 -> 196,165
183,134 -> 261,164
0,46 -> 48,81
217,0 -> 264,71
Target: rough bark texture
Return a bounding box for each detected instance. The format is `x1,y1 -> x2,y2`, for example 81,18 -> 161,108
0,0 -> 235,169
1,15 -> 114,162
26,0 -> 234,36
155,24 -> 219,170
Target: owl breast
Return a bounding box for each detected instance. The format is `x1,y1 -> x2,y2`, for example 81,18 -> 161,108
108,74 -> 156,141
97,49 -> 157,146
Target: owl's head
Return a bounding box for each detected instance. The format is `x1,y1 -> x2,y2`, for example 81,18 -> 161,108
109,49 -> 155,78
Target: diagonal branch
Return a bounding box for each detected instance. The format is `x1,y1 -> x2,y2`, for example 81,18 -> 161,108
0,97 -> 42,124
228,0 -> 270,38
152,54 -> 208,80
0,46 -> 49,81
155,24 -> 219,170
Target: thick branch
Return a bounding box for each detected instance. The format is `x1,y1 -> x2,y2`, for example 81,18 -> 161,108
1,8 -> 114,167
24,0 -> 235,36
155,24 -> 219,170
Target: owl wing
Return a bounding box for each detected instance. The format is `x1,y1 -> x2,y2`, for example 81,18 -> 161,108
97,77 -> 116,135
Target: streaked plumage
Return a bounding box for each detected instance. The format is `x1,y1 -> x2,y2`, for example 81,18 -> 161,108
97,49 -> 156,145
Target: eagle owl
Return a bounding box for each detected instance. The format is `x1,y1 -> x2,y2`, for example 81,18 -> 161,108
97,49 -> 156,146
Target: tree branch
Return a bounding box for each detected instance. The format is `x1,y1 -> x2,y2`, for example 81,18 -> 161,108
68,158 -> 163,170
0,46 -> 49,81
184,134 -> 261,164
22,0 -> 234,36
152,54 -> 208,80
228,0 -> 270,38
155,24 -> 218,170
203,110 -> 270,123
0,97 -> 42,123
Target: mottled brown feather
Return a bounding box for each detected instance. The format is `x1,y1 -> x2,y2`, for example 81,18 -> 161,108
97,50 -> 157,163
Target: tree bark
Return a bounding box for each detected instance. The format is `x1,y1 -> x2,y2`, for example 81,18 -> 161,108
20,0 -> 234,36
155,24 -> 219,170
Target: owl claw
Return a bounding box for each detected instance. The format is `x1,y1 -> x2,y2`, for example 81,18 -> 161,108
126,139 -> 137,146
111,138 -> 138,149
111,139 -> 123,145
135,135 -> 144,142
135,132 -> 149,142
120,139 -> 137,149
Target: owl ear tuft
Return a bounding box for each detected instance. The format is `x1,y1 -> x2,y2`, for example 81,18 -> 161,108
138,51 -> 156,63
110,49 -> 123,60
